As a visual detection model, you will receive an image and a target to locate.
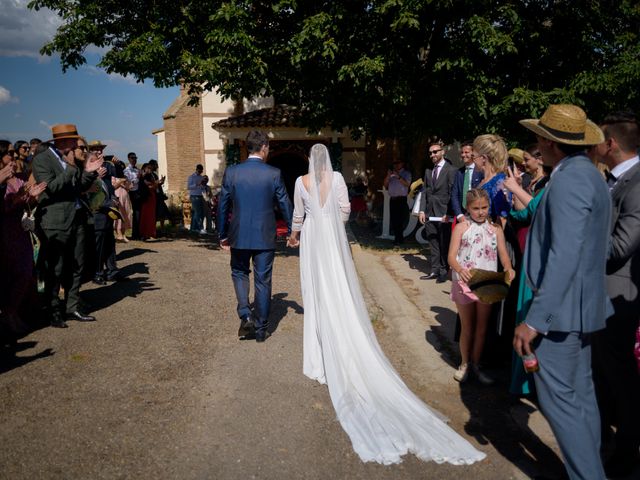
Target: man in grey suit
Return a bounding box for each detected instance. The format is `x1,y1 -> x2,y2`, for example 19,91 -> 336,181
514,105 -> 612,480
418,142 -> 456,283
592,111 -> 640,478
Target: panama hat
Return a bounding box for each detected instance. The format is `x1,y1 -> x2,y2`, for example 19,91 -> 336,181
48,124 -> 81,142
508,148 -> 525,165
88,140 -> 107,150
467,269 -> 512,304
519,104 -> 604,146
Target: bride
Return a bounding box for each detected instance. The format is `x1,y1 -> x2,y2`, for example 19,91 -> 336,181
286,144 -> 486,465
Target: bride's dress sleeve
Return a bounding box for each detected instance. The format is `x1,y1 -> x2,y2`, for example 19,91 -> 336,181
335,173 -> 351,222
292,177 -> 305,232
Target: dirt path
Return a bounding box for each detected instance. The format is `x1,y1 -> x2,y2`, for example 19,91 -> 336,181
0,237 -> 548,479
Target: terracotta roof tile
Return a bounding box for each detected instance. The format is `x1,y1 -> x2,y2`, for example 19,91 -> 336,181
212,104 -> 302,130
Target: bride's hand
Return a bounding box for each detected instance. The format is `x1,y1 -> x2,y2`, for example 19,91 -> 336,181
286,236 -> 300,248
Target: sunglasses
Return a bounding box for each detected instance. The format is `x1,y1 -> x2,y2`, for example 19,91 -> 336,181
75,145 -> 88,151
429,149 -> 442,155
19,145 -> 29,150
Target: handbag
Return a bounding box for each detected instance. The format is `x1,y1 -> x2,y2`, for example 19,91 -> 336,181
21,205 -> 36,232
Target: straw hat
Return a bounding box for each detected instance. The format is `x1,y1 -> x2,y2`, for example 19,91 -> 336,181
467,269 -> 512,304
508,148 -> 525,165
88,140 -> 107,150
49,124 -> 81,142
519,104 -> 604,145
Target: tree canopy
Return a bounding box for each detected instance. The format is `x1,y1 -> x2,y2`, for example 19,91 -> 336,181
30,0 -> 640,145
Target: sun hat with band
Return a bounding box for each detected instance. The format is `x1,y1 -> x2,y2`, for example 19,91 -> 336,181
88,140 -> 107,151
519,104 -> 604,146
48,124 -> 81,142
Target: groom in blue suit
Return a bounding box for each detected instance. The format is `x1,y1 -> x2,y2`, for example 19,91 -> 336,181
514,105 -> 613,480
217,130 -> 293,342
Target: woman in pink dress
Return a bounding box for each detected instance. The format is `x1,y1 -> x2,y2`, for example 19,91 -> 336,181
112,159 -> 132,242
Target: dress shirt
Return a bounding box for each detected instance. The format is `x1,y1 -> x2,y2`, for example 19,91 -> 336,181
387,168 -> 411,197
188,172 -> 206,196
432,159 -> 446,182
124,165 -> 140,191
610,155 -> 640,184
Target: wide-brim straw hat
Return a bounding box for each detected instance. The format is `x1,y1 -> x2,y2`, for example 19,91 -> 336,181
48,124 -> 81,142
467,269 -> 512,304
520,104 -> 604,146
88,140 -> 107,150
508,148 -> 525,165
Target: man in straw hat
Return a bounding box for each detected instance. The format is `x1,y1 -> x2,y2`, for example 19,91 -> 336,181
32,124 -> 104,328
513,105 -> 613,479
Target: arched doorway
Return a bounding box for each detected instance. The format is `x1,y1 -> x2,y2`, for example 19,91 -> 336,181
267,142 -> 315,200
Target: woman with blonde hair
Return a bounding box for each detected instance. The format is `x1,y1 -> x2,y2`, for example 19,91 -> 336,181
472,134 -> 511,225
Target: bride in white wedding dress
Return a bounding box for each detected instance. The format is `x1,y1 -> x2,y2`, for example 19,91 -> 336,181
286,144 -> 486,465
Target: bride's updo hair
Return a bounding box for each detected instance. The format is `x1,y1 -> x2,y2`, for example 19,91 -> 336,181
473,134 -> 508,172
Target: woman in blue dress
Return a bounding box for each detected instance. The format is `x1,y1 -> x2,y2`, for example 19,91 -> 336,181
471,135 -> 511,226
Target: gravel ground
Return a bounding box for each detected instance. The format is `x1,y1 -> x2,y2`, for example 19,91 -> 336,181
0,234 -> 556,479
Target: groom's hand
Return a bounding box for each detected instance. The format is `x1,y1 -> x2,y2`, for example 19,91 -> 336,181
220,238 -> 230,251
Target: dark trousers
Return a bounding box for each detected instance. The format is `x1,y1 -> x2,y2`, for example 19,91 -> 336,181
230,248 -> 275,335
40,212 -> 86,315
130,190 -> 142,239
424,220 -> 451,275
190,195 -> 205,231
592,313 -> 640,458
389,196 -> 408,243
95,215 -> 118,279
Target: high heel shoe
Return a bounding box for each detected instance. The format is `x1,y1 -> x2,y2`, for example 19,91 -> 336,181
122,236 -> 129,243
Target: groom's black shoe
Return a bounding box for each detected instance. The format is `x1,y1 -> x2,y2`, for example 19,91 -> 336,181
238,316 -> 255,340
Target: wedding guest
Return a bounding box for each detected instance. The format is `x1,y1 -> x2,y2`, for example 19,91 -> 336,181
187,164 -> 206,233
124,152 -> 141,239
112,158 -> 132,242
472,134 -> 511,226
138,163 -> 157,240
448,188 -> 515,384
13,140 -> 30,179
383,159 -> 411,245
0,140 -> 46,334
514,104 -> 611,480
31,124 -> 103,327
418,141 -> 456,283
148,159 -> 170,234
451,141 -> 484,222
592,111 -> 640,478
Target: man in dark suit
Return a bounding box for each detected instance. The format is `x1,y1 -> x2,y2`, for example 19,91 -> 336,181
32,124 -> 103,327
592,111 -> 640,478
418,141 -> 456,283
450,141 -> 484,222
514,105 -> 612,480
217,130 -> 293,342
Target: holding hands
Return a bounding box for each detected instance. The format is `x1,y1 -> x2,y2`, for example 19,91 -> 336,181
287,233 -> 300,248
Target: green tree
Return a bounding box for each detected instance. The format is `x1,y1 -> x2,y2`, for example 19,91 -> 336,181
30,0 -> 640,146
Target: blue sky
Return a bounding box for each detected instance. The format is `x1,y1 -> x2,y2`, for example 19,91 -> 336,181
0,0 -> 179,162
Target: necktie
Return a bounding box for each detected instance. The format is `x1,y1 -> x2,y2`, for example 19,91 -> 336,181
462,167 -> 472,209
432,165 -> 439,184
605,170 -> 617,188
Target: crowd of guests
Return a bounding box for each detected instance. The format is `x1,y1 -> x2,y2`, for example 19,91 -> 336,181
0,124 -> 171,335
386,105 -> 639,479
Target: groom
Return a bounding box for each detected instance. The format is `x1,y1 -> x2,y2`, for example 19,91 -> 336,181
217,130 -> 292,342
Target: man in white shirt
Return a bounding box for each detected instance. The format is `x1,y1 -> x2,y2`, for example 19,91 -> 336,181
592,111 -> 640,478
187,164 -> 206,233
124,152 -> 141,239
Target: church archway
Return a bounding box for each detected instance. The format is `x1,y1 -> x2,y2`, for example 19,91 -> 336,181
268,142 -> 318,200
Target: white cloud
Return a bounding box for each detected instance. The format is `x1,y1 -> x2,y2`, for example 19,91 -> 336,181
81,65 -> 141,86
0,1 -> 62,59
0,85 -> 19,105
39,119 -> 54,130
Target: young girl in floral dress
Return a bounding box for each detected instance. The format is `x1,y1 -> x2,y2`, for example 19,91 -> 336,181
447,188 -> 515,384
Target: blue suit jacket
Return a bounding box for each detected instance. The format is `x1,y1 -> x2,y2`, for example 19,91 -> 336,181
524,154 -> 613,334
450,166 -> 484,217
217,157 -> 292,250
